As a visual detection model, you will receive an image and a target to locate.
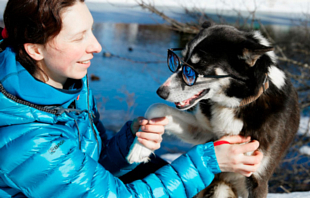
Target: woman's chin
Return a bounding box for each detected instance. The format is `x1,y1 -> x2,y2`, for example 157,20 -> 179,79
71,70 -> 88,80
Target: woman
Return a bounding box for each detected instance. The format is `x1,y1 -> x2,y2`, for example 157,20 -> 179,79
0,0 -> 263,197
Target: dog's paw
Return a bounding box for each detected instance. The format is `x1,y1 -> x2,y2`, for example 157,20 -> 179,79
126,137 -> 153,164
145,103 -> 171,119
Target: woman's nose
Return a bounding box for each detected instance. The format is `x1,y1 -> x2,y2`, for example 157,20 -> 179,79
87,33 -> 102,54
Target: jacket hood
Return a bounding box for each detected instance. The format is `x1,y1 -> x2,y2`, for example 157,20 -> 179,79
0,47 -> 86,127
0,47 -> 82,106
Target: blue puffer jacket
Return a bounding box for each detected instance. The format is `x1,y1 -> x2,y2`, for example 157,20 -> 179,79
0,47 -> 221,198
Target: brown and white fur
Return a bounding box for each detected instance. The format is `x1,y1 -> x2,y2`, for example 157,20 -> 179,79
127,22 -> 300,198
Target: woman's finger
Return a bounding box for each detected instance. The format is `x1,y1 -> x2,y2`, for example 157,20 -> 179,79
141,125 -> 165,134
238,140 -> 260,153
131,117 -> 147,134
241,150 -> 263,165
138,138 -> 161,150
138,117 -> 149,125
239,163 -> 261,172
136,132 -> 163,143
240,155 -> 261,166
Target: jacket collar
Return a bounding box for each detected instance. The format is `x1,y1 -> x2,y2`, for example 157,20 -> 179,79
0,47 -> 83,107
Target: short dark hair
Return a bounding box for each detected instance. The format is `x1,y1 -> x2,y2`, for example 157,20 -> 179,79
1,0 -> 85,77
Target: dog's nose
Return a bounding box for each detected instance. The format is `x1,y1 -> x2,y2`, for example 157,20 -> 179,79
156,86 -> 170,100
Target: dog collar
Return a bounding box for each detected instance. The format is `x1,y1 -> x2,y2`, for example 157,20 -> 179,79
214,140 -> 230,147
239,74 -> 269,107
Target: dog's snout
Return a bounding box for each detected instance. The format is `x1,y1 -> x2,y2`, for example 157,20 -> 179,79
157,86 -> 170,100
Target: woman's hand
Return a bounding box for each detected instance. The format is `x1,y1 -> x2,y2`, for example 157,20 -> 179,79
131,116 -> 169,151
214,135 -> 263,177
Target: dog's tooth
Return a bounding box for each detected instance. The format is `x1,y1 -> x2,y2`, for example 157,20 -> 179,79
180,101 -> 185,106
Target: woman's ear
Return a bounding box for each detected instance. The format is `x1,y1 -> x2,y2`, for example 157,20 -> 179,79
24,43 -> 44,61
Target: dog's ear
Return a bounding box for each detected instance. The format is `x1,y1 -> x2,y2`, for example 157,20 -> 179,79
241,43 -> 274,67
201,21 -> 213,29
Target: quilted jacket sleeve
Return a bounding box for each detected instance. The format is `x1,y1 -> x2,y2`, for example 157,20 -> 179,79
99,121 -> 140,177
90,94 -> 139,176
0,124 -> 221,198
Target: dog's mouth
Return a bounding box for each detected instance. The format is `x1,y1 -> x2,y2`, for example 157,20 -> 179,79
175,89 -> 210,109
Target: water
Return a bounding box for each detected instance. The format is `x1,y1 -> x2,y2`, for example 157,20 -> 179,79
85,3 -> 203,154
90,23 -> 177,127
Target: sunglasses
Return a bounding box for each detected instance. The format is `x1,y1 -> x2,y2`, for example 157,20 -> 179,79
167,48 -> 232,86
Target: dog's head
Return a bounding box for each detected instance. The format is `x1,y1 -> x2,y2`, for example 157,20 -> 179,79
157,22 -> 277,110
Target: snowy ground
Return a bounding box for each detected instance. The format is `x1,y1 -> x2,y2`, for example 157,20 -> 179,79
1,0 -> 310,24
298,116 -> 310,155
88,0 -> 310,14
267,191 -> 310,198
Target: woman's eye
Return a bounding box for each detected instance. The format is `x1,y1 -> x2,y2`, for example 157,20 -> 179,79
75,34 -> 85,41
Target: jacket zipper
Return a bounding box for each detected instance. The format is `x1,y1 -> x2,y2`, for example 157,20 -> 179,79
1,79 -> 99,153
86,75 -> 100,153
0,83 -> 58,114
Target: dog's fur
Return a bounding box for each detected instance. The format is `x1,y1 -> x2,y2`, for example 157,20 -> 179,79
127,22 -> 300,198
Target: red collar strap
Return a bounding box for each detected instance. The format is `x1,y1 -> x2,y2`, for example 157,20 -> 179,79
1,27 -> 8,39
214,140 -> 230,147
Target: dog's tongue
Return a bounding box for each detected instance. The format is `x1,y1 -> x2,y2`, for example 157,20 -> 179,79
175,90 -> 204,107
175,98 -> 191,107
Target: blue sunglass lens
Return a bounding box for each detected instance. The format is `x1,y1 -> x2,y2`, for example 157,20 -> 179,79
182,65 -> 196,86
168,52 -> 180,72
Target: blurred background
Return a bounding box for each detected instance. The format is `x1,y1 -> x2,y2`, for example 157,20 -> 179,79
1,0 -> 310,195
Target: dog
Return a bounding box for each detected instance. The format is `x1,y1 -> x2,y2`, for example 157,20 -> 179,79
127,22 -> 300,198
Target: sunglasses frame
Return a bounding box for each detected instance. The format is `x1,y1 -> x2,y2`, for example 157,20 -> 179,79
167,48 -> 232,86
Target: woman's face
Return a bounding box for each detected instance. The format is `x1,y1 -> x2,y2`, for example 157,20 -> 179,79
39,2 -> 102,88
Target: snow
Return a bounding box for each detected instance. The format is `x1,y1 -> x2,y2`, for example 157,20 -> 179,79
160,153 -> 182,163
0,0 -> 309,19
87,0 -> 310,15
267,192 -> 310,198
300,146 -> 310,155
1,0 -> 309,24
298,116 -> 310,136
